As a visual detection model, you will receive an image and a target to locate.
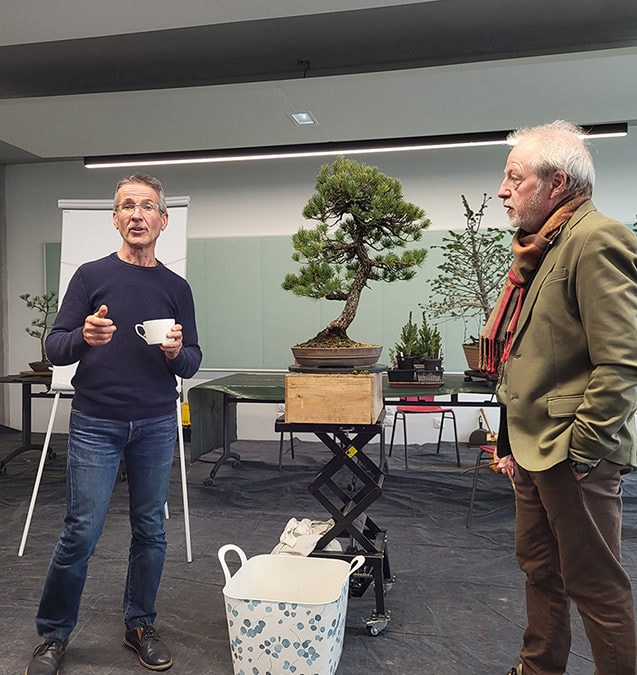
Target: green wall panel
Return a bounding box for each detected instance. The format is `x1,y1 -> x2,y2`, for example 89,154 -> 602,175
43,233 -> 477,371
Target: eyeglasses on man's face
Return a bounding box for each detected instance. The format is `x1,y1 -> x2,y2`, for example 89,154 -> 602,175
115,201 -> 163,214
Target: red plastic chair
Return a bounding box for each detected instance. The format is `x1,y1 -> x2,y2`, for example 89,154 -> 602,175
388,396 -> 460,469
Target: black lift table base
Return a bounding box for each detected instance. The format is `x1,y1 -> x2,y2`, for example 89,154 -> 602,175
275,415 -> 394,635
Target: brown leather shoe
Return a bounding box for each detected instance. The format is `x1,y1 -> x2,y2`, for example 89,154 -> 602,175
124,625 -> 173,671
25,638 -> 67,675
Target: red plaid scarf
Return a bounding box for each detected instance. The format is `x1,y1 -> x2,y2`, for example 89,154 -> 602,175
479,195 -> 587,374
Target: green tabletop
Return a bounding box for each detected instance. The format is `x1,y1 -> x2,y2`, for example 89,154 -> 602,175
187,372 -> 497,460
190,373 -> 287,401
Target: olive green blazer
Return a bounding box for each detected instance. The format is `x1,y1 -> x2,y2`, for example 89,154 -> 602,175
497,200 -> 637,471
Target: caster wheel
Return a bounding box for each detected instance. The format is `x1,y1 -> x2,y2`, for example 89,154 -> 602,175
365,612 -> 391,636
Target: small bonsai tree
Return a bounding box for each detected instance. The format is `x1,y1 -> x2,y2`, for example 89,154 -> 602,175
417,312 -> 442,360
20,291 -> 58,363
392,311 -> 419,361
283,156 -> 430,347
393,310 -> 441,363
429,194 -> 512,341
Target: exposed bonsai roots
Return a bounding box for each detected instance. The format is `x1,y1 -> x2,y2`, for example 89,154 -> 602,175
295,327 -> 376,349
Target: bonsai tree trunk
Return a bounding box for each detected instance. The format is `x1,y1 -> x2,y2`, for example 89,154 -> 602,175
300,266 -> 369,347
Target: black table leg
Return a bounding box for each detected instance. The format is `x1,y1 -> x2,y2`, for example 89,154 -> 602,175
0,383 -> 43,474
204,396 -> 240,485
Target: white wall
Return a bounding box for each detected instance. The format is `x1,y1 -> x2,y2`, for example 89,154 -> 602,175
3,131 -> 637,440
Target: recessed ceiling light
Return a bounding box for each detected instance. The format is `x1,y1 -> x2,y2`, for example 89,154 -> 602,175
289,111 -> 317,126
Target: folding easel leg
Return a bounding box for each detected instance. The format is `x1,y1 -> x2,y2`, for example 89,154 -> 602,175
177,399 -> 192,563
18,392 -> 60,557
466,448 -> 486,528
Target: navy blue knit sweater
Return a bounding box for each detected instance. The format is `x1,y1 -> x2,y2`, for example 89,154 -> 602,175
45,253 -> 202,421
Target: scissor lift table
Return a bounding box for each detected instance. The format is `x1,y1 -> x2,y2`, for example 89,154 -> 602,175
274,413 -> 394,635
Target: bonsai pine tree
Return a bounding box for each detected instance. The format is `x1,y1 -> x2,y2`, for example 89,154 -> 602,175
283,156 -> 430,347
19,290 -> 58,363
429,194 -> 512,338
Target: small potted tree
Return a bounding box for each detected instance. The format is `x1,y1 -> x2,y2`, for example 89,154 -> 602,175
19,290 -> 58,372
417,311 -> 443,382
388,310 -> 443,384
388,311 -> 419,381
428,194 -> 512,374
283,156 -> 430,367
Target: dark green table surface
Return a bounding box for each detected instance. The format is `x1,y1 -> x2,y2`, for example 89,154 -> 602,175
187,372 -> 497,460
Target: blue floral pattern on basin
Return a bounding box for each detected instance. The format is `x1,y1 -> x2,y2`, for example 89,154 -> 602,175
225,586 -> 348,675
218,545 -> 364,675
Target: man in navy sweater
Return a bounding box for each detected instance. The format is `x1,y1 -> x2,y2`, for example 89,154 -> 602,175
26,175 -> 202,674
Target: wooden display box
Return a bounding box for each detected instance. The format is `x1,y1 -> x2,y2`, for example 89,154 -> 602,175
285,372 -> 383,424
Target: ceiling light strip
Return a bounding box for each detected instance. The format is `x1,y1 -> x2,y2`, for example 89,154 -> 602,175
84,123 -> 627,169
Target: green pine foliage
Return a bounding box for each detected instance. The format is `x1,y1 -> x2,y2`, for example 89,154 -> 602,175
282,156 -> 430,346
393,310 -> 419,358
19,291 -> 58,362
393,310 -> 442,362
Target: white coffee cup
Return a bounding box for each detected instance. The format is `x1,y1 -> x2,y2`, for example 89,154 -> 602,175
135,318 -> 175,345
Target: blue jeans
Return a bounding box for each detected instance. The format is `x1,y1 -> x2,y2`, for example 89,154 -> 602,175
36,409 -> 177,640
